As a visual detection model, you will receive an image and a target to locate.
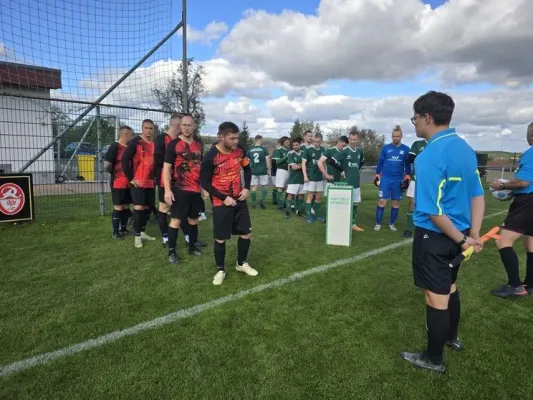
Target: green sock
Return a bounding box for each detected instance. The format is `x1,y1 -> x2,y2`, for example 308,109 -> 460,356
260,188 -> 267,203
406,211 -> 414,231
251,191 -> 257,205
298,198 -> 304,213
306,203 -> 312,216
285,198 -> 292,213
277,190 -> 283,206
313,202 -> 321,215
272,188 -> 278,205
352,204 -> 358,224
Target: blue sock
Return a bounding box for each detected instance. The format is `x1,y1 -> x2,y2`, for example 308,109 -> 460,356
390,207 -> 399,224
376,206 -> 385,225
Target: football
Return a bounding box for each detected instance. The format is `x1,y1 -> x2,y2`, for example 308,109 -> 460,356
490,179 -> 514,201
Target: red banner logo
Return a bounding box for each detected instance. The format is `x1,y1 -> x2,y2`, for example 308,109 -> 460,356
0,183 -> 25,216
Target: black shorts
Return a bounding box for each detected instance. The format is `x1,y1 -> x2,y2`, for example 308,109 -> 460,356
213,201 -> 252,240
170,189 -> 203,221
130,186 -> 155,207
157,186 -> 165,204
111,188 -> 132,206
502,193 -> 533,236
412,227 -> 468,295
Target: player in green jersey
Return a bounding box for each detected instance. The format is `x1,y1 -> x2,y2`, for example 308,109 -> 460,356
247,135 -> 271,209
302,133 -> 326,223
300,129 -> 314,198
272,136 -> 291,210
333,130 -> 365,231
285,137 -> 305,218
403,139 -> 427,238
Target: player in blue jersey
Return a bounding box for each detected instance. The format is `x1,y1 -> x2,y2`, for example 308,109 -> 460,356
374,126 -> 411,231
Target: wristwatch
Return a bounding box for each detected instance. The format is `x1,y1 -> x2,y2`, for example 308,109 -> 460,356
457,235 -> 467,246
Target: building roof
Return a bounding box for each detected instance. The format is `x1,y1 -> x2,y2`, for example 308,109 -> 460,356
0,61 -> 62,90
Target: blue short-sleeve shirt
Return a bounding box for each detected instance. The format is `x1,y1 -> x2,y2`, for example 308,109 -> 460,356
414,128 -> 484,233
514,147 -> 533,194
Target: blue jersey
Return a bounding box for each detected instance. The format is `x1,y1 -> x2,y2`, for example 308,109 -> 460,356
376,143 -> 411,179
414,128 -> 484,233
514,147 -> 533,194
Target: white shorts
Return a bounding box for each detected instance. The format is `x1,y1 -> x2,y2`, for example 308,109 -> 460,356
251,175 -> 269,186
301,181 -> 309,194
407,180 -> 415,198
275,169 -> 289,188
306,180 -> 324,193
287,184 -> 303,195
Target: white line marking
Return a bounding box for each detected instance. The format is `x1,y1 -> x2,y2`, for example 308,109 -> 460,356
0,210 -> 507,378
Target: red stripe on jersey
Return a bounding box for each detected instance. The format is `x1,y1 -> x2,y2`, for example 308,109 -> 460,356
133,138 -> 155,188
211,147 -> 248,206
112,144 -> 129,189
172,139 -> 202,192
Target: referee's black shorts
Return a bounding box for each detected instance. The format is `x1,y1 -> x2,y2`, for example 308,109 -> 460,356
501,193 -> 533,236
412,227 -> 468,295
212,201 -> 252,240
170,189 -> 203,221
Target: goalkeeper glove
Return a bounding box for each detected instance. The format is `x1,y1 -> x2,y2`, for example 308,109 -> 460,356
401,175 -> 411,191
374,174 -> 381,187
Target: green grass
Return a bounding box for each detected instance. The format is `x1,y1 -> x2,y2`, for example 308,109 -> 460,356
1,184 -> 532,399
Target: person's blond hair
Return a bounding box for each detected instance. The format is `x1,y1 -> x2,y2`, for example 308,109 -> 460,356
393,125 -> 402,134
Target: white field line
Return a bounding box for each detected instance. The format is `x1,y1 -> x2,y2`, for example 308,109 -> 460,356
0,210 -> 507,378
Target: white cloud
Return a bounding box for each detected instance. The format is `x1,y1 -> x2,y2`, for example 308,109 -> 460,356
177,21 -> 229,46
220,0 -> 533,87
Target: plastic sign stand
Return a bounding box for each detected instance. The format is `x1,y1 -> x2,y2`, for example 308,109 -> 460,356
325,184 -> 353,246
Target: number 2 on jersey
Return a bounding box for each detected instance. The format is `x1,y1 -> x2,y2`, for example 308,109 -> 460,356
253,152 -> 260,164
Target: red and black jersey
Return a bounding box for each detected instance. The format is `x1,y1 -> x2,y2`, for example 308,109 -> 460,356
164,138 -> 202,193
121,136 -> 155,189
154,133 -> 173,187
200,145 -> 251,206
104,141 -> 129,189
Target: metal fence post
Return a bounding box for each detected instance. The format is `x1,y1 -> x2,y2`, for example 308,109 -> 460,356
96,106 -> 105,216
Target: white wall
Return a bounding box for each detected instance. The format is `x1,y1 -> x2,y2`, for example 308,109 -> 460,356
0,87 -> 55,184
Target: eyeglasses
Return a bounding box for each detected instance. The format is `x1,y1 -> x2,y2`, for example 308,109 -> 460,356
410,115 -> 421,125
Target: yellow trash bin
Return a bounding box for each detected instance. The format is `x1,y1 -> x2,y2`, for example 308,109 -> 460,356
77,154 -> 96,181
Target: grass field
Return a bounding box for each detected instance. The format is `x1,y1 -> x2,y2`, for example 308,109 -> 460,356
1,183 -> 532,399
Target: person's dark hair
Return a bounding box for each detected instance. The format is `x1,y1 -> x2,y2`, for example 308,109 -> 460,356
255,134 -> 263,140
304,129 -> 313,135
218,121 -> 239,136
314,132 -> 323,140
291,137 -> 303,145
413,91 -> 455,126
180,113 -> 194,120
338,135 -> 349,144
119,125 -> 133,133
142,119 -> 154,126
279,135 -> 290,145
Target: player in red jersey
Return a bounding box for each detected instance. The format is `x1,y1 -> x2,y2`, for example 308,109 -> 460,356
200,122 -> 258,285
154,113 -> 182,247
163,114 -> 204,264
104,125 -> 134,239
122,119 -> 157,248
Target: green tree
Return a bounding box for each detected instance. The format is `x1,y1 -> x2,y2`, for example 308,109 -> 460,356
288,119 -> 315,139
239,121 -> 253,150
152,58 -> 207,139
349,126 -> 384,165
326,127 -> 348,145
314,122 -> 322,135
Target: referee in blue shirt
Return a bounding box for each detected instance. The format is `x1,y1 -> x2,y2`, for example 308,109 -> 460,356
489,123 -> 533,297
399,91 -> 485,373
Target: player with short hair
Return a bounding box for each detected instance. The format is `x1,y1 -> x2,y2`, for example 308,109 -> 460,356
154,113 -> 182,247
488,123 -> 533,297
163,114 -> 204,264
400,90 -> 484,373
271,140 -> 279,206
300,129 -> 314,204
332,131 -> 365,232
201,122 -> 258,285
374,126 -> 411,231
302,132 -> 326,223
122,119 -> 157,248
272,136 -> 291,210
402,139 -> 426,238
247,135 -> 271,209
285,137 -> 305,218
104,125 -> 134,239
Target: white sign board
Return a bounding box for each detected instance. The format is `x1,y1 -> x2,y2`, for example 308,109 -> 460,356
325,185 -> 353,246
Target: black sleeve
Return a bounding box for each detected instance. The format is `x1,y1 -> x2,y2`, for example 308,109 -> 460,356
406,153 -> 416,164
164,138 -> 179,164
104,142 -> 119,173
200,147 -> 228,201
243,162 -> 252,189
154,134 -> 167,169
121,137 -> 138,182
327,157 -> 344,172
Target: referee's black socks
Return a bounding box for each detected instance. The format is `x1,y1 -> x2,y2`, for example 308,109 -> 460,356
499,247 -> 522,287
448,291 -> 460,341
426,305 -> 448,365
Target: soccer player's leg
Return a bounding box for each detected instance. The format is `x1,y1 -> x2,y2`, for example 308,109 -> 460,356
389,182 -> 403,231
212,205 -> 234,285
305,182 -> 317,223
259,175 -> 269,209
186,192 -> 204,256
131,186 -> 147,248
111,189 -> 126,239
312,181 -> 324,222
275,169 -> 289,210
375,179 -> 389,231
157,186 -> 170,247
140,189 -> 157,241
403,180 -> 416,238
250,175 -> 259,208
523,235 -> 533,295
352,187 -> 364,232
285,184 -> 298,219
119,189 -> 133,235
233,201 -> 257,277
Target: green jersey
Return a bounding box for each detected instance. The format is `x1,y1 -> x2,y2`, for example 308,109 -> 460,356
335,146 -> 364,188
303,145 -> 326,182
324,147 -> 343,182
287,150 -> 304,184
409,140 -> 426,180
247,145 -> 270,175
272,147 -> 289,170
